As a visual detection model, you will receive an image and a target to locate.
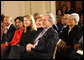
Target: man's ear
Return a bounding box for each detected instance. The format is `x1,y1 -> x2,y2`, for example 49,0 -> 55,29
50,20 -> 53,25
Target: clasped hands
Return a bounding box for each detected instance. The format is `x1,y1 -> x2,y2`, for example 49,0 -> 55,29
5,42 -> 9,46
5,42 -> 34,52
26,43 -> 34,53
73,44 -> 81,50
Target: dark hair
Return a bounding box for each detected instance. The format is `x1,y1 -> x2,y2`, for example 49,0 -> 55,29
35,17 -> 41,22
1,14 -> 5,22
78,10 -> 83,16
61,5 -> 66,9
33,13 -> 39,16
66,1 -> 71,3
14,16 -> 24,22
56,9 -> 63,16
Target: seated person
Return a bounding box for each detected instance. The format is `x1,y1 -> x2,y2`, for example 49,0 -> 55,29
1,16 -> 17,58
5,16 -> 24,46
1,14 -> 6,41
1,14 -> 6,57
58,14 -> 70,33
35,15 -> 44,29
33,13 -> 39,20
1,16 -> 17,44
73,25 -> 83,59
65,1 -> 76,14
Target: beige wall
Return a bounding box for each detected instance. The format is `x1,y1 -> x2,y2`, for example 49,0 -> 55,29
1,1 -> 56,23
56,1 -> 83,10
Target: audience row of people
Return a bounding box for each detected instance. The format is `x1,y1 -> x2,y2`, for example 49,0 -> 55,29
1,13 -> 59,59
1,12 -> 83,59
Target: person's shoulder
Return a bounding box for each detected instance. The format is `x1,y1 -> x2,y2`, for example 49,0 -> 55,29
8,24 -> 17,32
49,27 -> 58,34
11,24 -> 17,30
63,26 -> 69,31
74,25 -> 81,30
15,29 -> 20,33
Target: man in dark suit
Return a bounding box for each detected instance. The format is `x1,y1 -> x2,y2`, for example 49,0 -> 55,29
65,1 -> 75,14
2,16 -> 17,44
8,14 -> 59,59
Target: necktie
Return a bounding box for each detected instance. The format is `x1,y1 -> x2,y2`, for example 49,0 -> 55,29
4,28 -> 9,34
33,29 -> 46,48
79,36 -> 83,44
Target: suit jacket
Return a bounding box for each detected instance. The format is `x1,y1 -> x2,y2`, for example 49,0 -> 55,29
18,27 -> 36,47
2,24 -> 17,43
65,9 -> 75,14
52,24 -> 58,32
57,22 -> 63,33
73,25 -> 83,44
59,25 -> 81,47
23,27 -> 59,59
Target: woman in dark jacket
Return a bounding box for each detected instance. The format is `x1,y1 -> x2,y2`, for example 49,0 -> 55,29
56,13 -> 82,59
19,15 -> 37,47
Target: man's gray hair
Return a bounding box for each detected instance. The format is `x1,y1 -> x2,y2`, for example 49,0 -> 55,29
45,13 -> 55,24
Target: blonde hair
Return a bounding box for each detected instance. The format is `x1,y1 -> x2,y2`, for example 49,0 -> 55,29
24,15 -> 37,32
45,13 -> 55,24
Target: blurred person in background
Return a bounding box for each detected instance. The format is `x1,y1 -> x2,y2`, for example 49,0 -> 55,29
78,13 -> 83,27
58,14 -> 70,33
61,5 -> 66,15
33,13 -> 39,20
56,9 -> 63,31
1,14 -> 6,40
65,1 -> 75,14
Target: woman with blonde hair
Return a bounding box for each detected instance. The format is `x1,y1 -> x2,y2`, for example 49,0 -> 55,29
24,15 -> 37,32
18,15 -> 37,47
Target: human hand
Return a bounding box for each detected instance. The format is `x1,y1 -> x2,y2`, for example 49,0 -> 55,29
73,44 -> 81,50
5,42 -> 9,46
26,44 -> 34,52
26,47 -> 32,52
26,43 -> 34,48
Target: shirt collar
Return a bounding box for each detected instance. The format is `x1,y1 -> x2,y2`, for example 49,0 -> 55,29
64,26 -> 67,28
44,26 -> 52,31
